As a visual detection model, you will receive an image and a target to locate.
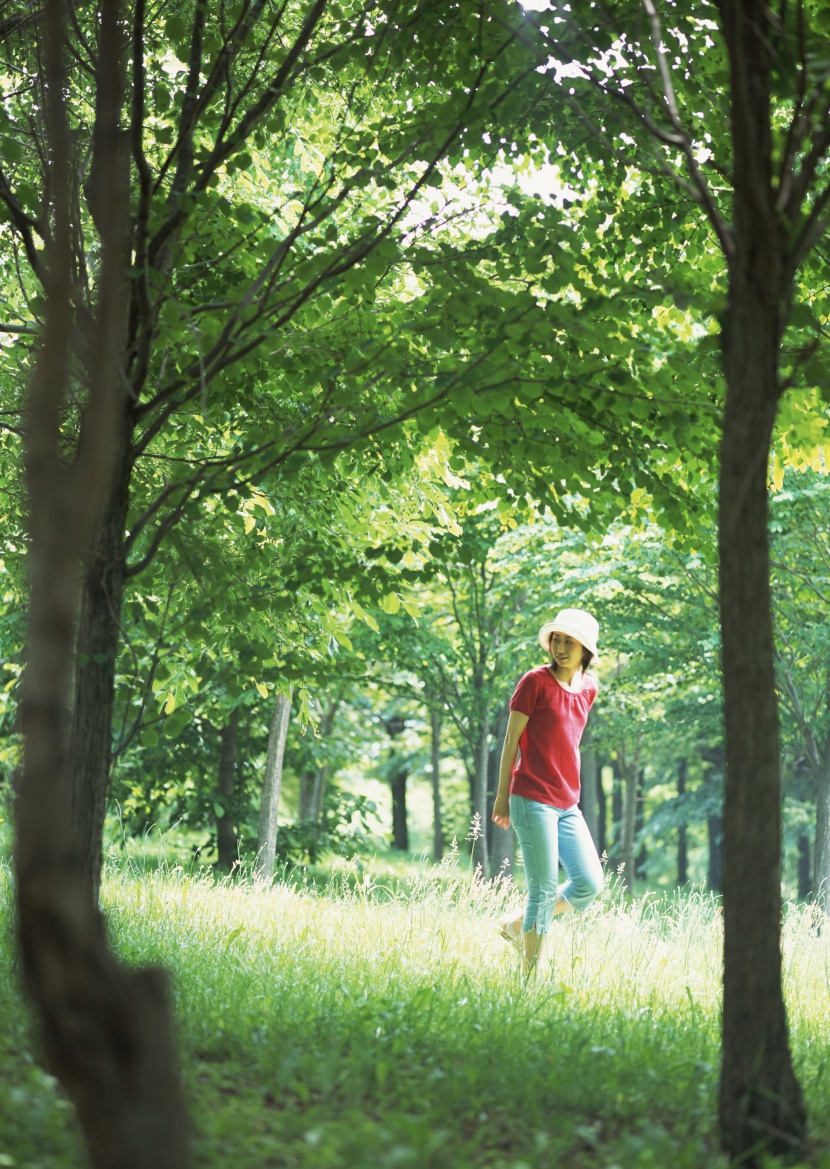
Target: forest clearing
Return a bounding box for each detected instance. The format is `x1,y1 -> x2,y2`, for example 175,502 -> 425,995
2,847 -> 830,1169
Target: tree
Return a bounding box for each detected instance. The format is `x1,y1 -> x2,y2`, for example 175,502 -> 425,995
255,688 -> 293,878
492,0 -> 830,1152
14,0 -> 188,1163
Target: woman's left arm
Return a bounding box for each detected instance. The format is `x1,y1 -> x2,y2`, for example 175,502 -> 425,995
491,710 -> 529,830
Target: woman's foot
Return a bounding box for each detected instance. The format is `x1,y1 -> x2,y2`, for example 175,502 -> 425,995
498,913 -> 523,950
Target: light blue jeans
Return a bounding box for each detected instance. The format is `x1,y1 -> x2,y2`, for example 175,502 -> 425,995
510,795 -> 604,934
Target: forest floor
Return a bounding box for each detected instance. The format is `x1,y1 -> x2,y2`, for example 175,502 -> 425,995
1,850 -> 830,1169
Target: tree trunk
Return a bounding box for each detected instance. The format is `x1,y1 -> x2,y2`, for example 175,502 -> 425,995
579,738 -> 599,846
797,835 -> 812,902
471,719 -> 489,875
717,2 -> 806,1136
390,760 -> 409,851
596,759 -> 608,860
15,7 -> 188,1156
611,763 -> 623,864
487,702 -> 510,876
68,450 -> 132,904
298,769 -> 316,821
430,708 -> 443,862
813,756 -> 830,909
308,695 -> 342,822
254,690 -> 292,880
634,767 -> 647,879
677,759 -> 688,887
215,708 -> 239,871
618,746 -> 638,894
707,814 -> 724,894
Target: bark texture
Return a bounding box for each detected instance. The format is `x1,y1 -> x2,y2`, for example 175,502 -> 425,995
68,446 -> 131,903
717,2 -> 806,1149
15,4 -> 189,1163
255,690 -> 292,879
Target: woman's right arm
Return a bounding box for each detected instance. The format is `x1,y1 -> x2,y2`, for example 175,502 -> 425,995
491,710 -> 530,830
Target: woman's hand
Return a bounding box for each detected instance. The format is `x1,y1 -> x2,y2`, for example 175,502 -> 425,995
491,793 -> 510,830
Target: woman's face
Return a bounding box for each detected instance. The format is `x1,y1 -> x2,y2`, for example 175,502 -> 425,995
550,631 -> 584,671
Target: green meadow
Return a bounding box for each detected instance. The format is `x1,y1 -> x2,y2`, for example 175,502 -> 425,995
2,848 -> 830,1169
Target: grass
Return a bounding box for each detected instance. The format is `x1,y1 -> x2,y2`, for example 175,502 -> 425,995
1,848 -> 830,1168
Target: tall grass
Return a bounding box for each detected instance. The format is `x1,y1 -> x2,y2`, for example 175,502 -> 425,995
2,849 -> 830,1167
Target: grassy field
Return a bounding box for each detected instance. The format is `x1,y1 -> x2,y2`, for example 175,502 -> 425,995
1,850 -> 830,1169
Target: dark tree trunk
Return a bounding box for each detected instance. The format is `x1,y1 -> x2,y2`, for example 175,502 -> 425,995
717,4 -> 806,1144
797,835 -> 812,902
677,759 -> 688,887
634,768 -> 647,879
68,448 -> 131,904
430,708 -> 443,862
215,708 -> 239,870
298,769 -> 316,821
390,761 -> 409,851
707,814 -> 723,894
15,4 -> 189,1158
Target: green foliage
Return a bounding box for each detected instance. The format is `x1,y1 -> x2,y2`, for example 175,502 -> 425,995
274,789 -> 382,866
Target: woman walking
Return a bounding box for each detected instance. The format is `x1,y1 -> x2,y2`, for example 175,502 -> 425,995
491,608 -> 604,973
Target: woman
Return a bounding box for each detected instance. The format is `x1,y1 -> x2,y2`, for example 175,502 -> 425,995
491,608 -> 604,973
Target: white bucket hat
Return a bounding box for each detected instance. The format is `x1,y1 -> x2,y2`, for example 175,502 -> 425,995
538,608 -> 599,663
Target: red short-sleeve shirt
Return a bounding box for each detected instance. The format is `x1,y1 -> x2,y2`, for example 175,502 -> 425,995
509,665 -> 598,808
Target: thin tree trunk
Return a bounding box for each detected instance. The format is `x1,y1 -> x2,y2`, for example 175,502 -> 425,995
471,718 -> 489,875
611,762 -> 623,864
430,708 -> 443,862
677,759 -> 688,887
635,769 -> 647,879
707,814 -> 724,895
298,770 -> 316,821
216,708 -> 239,870
618,745 -> 638,894
813,756 -> 830,909
797,835 -> 812,902
596,758 -> 608,860
310,696 -> 341,822
254,690 -> 292,879
579,738 -> 599,847
390,761 -> 409,851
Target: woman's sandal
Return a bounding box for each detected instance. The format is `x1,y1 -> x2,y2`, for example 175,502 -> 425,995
498,917 -> 522,950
